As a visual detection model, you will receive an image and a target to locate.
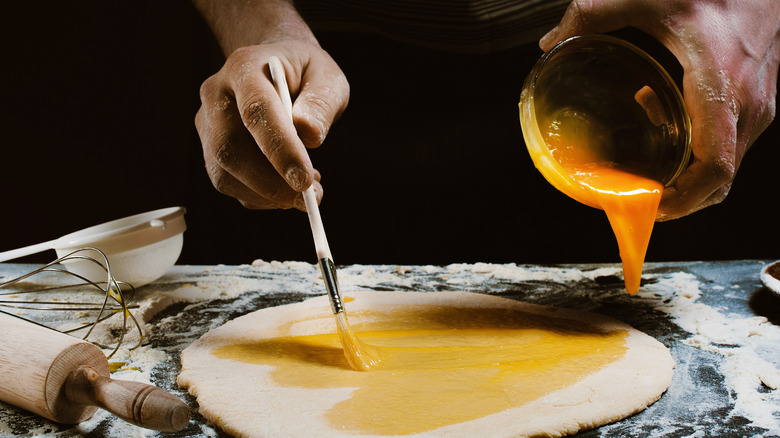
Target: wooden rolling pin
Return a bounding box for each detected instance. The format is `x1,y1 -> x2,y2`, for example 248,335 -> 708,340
0,312 -> 189,431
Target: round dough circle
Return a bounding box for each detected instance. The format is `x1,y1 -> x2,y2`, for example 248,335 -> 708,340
178,291 -> 673,437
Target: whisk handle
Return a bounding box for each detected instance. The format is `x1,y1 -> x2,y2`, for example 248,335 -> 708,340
0,239 -> 57,263
65,365 -> 190,432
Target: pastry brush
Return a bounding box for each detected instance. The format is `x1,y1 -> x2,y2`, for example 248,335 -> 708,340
268,56 -> 381,371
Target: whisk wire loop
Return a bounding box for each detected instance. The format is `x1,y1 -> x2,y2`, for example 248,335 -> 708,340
0,248 -> 143,358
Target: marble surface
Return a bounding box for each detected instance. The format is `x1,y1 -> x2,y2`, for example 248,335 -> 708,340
1,260 -> 779,437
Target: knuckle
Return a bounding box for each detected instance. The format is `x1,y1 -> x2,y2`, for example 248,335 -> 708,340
207,164 -> 233,196
215,94 -> 235,115
706,154 -> 736,186
198,76 -> 216,102
240,98 -> 270,128
224,47 -> 254,73
194,107 -> 206,131
568,0 -> 593,24
296,81 -> 349,144
260,130 -> 286,158
212,131 -> 238,168
198,76 -> 236,122
707,184 -> 731,207
225,49 -> 264,89
306,87 -> 338,115
300,94 -> 332,139
570,0 -> 587,16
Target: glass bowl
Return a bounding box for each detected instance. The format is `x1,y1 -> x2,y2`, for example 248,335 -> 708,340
519,34 -> 691,209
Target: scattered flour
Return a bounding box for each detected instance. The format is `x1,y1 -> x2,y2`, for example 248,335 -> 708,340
643,272 -> 780,435
1,261 -> 778,437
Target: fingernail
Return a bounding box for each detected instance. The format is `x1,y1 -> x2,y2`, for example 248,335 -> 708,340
285,166 -> 310,191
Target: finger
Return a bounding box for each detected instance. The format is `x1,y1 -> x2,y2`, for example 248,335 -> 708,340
291,54 -> 350,149
734,66 -> 777,164
196,78 -> 306,208
657,181 -> 731,221
540,0 -> 656,51
206,159 -> 286,210
241,179 -> 324,211
202,141 -> 323,211
658,68 -> 738,219
205,154 -> 324,212
228,49 -> 315,192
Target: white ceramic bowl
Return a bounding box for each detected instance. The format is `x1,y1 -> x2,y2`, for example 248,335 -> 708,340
53,207 -> 187,287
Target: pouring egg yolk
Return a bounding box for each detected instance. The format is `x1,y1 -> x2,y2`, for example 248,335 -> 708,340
526,108 -> 664,295
561,163 -> 662,295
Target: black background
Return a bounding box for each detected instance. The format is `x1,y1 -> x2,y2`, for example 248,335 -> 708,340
1,1 -> 778,267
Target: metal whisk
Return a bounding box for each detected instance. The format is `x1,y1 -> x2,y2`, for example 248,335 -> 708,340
0,248 -> 142,358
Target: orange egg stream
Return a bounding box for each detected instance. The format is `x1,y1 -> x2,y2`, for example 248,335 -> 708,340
520,94 -> 668,295
564,163 -> 662,294
543,113 -> 663,295
519,36 -> 692,295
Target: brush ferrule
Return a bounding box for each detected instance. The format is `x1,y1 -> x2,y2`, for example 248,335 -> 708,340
319,257 -> 343,314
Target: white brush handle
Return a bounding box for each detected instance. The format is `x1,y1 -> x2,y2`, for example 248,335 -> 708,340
268,56 -> 333,262
302,186 -> 332,260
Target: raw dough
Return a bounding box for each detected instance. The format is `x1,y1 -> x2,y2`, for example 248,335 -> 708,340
178,291 -> 673,437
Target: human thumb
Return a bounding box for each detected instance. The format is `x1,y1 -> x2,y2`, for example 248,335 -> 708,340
540,0 -> 648,52
292,62 -> 350,149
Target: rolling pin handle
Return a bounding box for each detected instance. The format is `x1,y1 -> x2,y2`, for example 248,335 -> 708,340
65,365 -> 190,432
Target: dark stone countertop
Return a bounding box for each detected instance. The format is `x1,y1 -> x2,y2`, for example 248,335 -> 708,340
1,260 -> 778,437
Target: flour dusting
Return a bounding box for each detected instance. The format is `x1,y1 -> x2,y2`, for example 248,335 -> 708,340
643,272 -> 780,436
0,260 -> 777,437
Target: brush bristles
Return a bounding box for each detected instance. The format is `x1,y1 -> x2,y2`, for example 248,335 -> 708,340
335,312 -> 382,371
